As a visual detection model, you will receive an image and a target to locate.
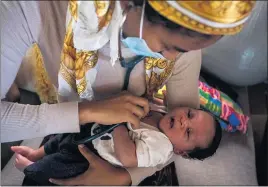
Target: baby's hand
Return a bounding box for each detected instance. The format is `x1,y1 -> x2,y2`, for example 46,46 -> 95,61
15,154 -> 34,172
11,146 -> 40,162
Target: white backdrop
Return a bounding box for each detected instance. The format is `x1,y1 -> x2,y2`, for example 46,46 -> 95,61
202,1 -> 267,86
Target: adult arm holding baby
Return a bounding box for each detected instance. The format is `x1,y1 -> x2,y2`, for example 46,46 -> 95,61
1,92 -> 149,143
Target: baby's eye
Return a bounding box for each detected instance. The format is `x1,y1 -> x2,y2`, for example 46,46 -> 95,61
187,109 -> 194,119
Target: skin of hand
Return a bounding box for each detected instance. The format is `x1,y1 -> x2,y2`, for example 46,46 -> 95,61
11,146 -> 45,162
14,153 -> 34,172
78,92 -> 149,129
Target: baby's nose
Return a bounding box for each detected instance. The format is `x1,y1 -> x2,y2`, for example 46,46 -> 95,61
180,117 -> 189,128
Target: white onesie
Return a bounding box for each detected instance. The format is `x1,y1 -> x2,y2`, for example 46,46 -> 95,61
91,122 -> 174,167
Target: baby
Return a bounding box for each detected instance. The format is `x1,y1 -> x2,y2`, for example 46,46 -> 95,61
12,106 -> 222,185
92,106 -> 222,167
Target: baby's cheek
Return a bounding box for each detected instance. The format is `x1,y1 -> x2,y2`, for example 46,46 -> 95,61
172,137 -> 185,150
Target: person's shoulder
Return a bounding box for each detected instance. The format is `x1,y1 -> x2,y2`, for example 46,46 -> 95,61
178,49 -> 202,62
173,49 -> 202,70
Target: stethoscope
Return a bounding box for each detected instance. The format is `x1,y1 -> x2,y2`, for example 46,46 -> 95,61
72,53 -> 145,145
72,6 -> 146,144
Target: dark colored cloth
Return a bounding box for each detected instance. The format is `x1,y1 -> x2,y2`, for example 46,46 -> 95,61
23,123 -> 99,185
23,124 -> 179,186
23,133 -> 90,185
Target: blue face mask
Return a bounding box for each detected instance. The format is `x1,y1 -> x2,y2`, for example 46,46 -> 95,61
121,2 -> 165,59
122,37 -> 165,58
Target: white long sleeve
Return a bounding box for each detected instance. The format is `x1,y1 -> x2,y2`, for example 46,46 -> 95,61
1,1 -> 79,143
1,101 -> 80,143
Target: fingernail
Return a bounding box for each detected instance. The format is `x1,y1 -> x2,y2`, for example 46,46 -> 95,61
78,144 -> 85,148
49,179 -> 54,183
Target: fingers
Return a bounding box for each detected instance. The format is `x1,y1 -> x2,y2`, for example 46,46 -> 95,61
11,146 -> 23,153
125,103 -> 144,119
11,146 -> 29,156
125,95 -> 149,116
14,154 -> 33,172
78,145 -> 102,168
126,112 -> 140,129
49,174 -> 84,186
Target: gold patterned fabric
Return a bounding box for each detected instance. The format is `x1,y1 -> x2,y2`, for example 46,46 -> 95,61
148,1 -> 256,35
145,58 -> 175,100
94,1 -> 115,31
59,1 -> 99,99
31,44 -> 58,104
58,0 -> 176,101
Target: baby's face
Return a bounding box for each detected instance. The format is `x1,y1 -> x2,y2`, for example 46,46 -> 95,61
158,107 -> 215,153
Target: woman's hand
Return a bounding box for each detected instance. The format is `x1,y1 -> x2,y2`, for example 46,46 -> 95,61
79,92 -> 149,129
49,145 -> 131,186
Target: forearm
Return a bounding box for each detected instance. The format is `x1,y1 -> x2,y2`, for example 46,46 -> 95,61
78,101 -> 97,125
112,125 -> 138,167
1,101 -> 80,143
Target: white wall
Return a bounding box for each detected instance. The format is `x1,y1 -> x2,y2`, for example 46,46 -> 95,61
202,1 -> 267,86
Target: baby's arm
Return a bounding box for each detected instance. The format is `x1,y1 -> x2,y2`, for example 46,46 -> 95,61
112,125 -> 138,167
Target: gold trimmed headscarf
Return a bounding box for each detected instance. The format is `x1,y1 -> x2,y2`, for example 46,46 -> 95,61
148,1 -> 256,35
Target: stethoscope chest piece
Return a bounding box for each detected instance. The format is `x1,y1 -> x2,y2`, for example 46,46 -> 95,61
72,123 -> 123,145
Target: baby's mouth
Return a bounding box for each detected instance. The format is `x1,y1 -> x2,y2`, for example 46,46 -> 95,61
170,117 -> 175,129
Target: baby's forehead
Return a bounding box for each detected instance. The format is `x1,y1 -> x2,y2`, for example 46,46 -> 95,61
189,110 -> 215,147
170,107 -> 202,114
170,106 -> 192,112
197,119 -> 216,148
